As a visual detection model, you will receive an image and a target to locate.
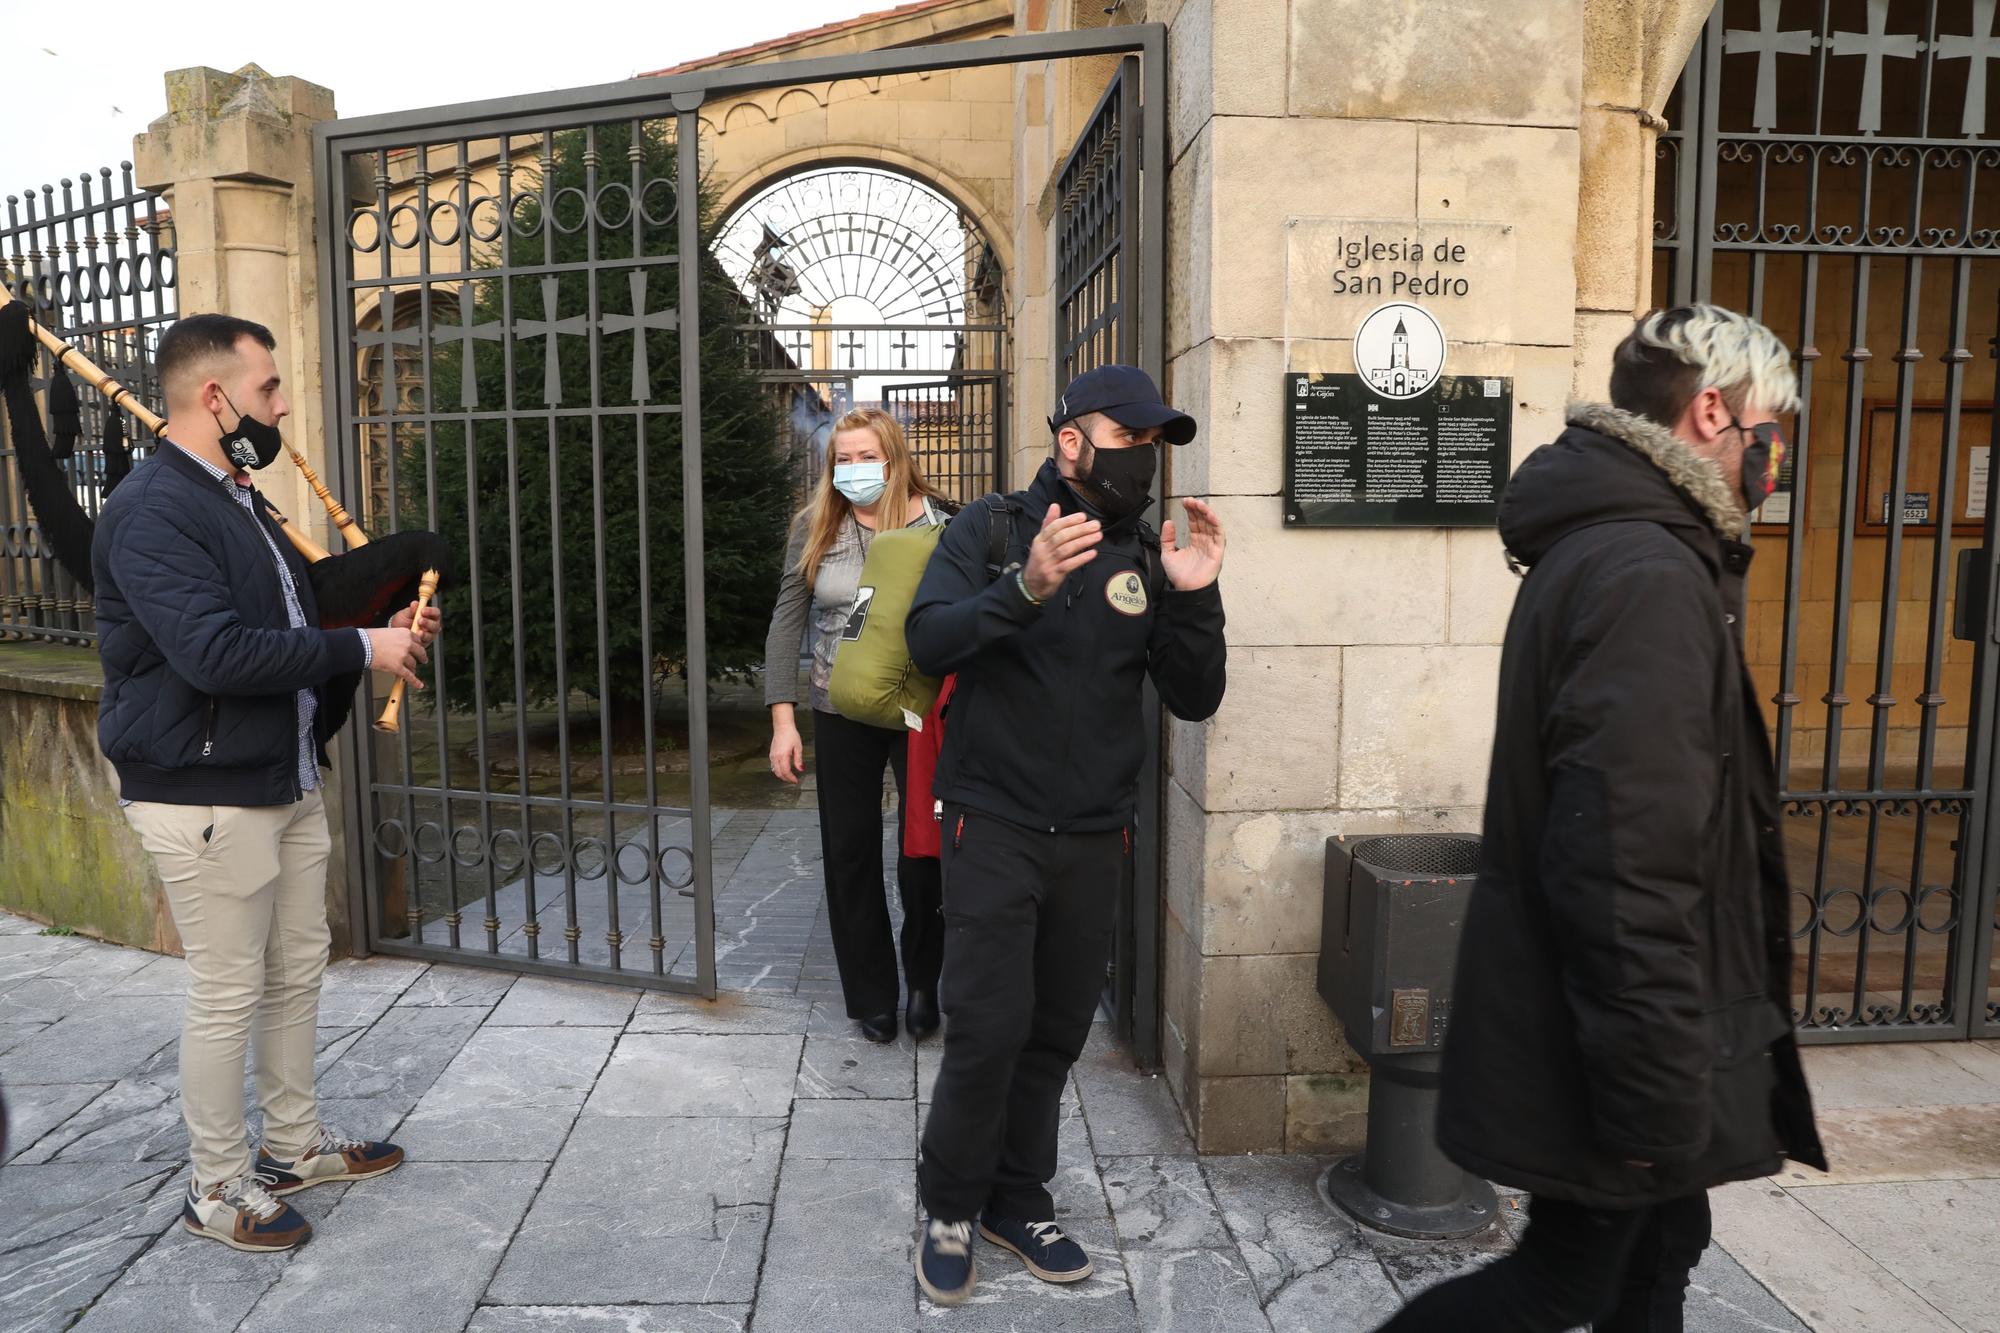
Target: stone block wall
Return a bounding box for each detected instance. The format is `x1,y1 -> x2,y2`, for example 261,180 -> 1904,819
0,642 -> 361,956
1139,0 -> 1711,1151
0,645 -> 174,950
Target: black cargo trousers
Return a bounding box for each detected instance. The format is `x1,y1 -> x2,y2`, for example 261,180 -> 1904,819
916,801 -> 1124,1223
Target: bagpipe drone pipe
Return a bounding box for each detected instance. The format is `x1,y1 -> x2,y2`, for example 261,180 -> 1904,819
0,291 -> 448,730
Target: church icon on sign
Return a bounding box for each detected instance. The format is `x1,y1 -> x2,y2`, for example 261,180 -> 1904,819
1354,301 -> 1446,400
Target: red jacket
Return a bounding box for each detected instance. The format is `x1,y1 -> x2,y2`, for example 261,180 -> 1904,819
903,676 -> 954,859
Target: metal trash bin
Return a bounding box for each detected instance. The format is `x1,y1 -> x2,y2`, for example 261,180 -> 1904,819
1314,833 -> 1496,1239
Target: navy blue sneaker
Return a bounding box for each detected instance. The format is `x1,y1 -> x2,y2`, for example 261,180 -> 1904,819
917,1218 -> 977,1305
257,1125 -> 404,1194
978,1214 -> 1094,1283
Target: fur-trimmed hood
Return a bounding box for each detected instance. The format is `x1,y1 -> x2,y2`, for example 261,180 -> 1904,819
1498,402 -> 1745,570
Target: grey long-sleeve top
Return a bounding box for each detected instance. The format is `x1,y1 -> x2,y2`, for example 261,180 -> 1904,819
764,496 -> 947,714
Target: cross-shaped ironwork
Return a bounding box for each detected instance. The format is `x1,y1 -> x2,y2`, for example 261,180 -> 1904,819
1829,0 -> 1923,135
596,269 -> 678,403
781,330 -> 812,370
1938,0 -> 2000,135
353,288 -> 424,405
891,335 -> 917,369
429,282 -> 505,408
1724,0 -> 1815,131
839,333 -> 866,368
511,276 -> 589,406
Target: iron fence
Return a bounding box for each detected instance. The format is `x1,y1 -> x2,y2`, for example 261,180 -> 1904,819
0,164 -> 175,645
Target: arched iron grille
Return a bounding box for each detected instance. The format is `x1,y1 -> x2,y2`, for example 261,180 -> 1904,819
712,165 -> 1006,505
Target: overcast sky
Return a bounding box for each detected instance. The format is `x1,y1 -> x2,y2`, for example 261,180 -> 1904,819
7,1 -> 889,201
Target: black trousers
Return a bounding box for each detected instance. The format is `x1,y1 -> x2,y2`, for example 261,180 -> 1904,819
1376,1191 -> 1713,1333
811,709 -> 943,1019
917,804 -> 1122,1223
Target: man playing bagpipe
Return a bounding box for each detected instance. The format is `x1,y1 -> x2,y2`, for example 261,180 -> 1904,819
91,313 -> 439,1252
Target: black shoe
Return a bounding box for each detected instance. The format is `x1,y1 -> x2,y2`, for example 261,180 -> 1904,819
978,1214 -> 1094,1283
906,989 -> 939,1041
917,1218 -> 976,1305
858,1013 -> 897,1043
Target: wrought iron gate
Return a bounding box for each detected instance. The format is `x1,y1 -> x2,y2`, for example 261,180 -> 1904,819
317,26 -> 1167,996
1658,2 -> 2000,1040
1054,55 -> 1169,1064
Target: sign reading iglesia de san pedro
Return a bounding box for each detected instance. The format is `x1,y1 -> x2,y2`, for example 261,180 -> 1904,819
1283,218 -> 1515,528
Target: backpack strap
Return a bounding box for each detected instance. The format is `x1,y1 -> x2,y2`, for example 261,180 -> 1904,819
1135,519 -> 1165,598
978,493 -> 1022,581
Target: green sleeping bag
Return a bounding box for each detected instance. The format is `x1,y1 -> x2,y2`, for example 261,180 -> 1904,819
827,523 -> 948,731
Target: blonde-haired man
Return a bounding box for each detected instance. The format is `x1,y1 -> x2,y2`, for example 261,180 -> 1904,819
1377,306 -> 1826,1330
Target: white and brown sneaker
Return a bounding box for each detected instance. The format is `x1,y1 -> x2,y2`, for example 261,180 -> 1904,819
182,1172 -> 311,1252
257,1125 -> 404,1195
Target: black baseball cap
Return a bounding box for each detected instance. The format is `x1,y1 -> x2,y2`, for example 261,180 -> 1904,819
1048,364 -> 1197,445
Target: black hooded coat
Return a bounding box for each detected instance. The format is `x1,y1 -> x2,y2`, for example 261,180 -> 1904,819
1435,403 -> 1826,1209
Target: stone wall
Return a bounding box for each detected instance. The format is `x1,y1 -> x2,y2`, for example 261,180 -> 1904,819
0,644 -> 174,950
0,642 -> 363,955
1117,0 -> 1712,1152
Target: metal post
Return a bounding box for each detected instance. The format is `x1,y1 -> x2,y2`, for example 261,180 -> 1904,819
676,95 -> 717,1000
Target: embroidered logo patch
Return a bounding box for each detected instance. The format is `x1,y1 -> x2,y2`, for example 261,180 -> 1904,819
1105,571 -> 1148,616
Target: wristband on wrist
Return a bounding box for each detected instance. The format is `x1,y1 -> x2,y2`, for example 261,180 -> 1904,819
1015,569 -> 1045,607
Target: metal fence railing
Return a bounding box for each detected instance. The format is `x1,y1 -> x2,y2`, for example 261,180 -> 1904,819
1,163 -> 176,646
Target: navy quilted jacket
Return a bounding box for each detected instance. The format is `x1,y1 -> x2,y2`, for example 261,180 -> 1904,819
92,443 -> 367,806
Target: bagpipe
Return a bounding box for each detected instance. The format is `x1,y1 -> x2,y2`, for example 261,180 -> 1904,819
0,286 -> 447,733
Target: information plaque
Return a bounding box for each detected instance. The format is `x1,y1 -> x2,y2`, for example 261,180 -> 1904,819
1283,372 -> 1511,528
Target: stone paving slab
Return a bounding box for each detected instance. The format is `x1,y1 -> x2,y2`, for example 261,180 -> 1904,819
584,1033 -> 800,1117
3,1082 -> 111,1164
465,1307 -> 751,1333
486,1114 -> 783,1306
1,995 -> 183,1085
628,987 -> 812,1035
394,1025 -> 615,1161
314,1004 -> 487,1105
11,1076 -> 182,1164
755,1156 -> 917,1333
1786,1179 -> 1999,1333
487,976 -> 638,1028
69,1281 -> 269,1333
1127,1245 -> 1274,1332
237,1162 -> 543,1333
0,1160 -> 182,1333
787,1096 -> 915,1158
796,1030 -> 917,1099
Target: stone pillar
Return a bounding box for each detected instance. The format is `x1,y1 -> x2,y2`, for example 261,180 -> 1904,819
1153,0 -> 1716,1154
135,64 -> 339,550
1574,0 -> 1714,399
134,64 -> 359,950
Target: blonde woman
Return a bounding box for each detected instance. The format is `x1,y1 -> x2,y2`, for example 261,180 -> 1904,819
764,407 -> 951,1044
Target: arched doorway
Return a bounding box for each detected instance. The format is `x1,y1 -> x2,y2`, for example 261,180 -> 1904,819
711,164 -> 1008,502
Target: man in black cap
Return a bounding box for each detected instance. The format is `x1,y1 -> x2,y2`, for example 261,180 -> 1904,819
904,364 -> 1227,1305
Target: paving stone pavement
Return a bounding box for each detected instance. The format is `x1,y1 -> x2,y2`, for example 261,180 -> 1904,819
0,913 -> 1820,1333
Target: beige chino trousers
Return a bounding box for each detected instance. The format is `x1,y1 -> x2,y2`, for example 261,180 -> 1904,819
123,789 -> 331,1190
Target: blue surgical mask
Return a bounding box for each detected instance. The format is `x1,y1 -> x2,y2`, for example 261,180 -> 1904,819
833,462 -> 887,506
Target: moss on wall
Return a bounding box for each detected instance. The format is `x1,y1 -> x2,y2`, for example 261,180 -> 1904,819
0,643 -> 178,951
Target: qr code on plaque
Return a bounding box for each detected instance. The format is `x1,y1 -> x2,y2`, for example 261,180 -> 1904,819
1483,379 -> 1502,397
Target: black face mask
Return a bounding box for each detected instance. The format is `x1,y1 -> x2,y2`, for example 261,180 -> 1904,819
214,391 -> 284,471
1731,418 -> 1787,516
1069,427 -> 1158,521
